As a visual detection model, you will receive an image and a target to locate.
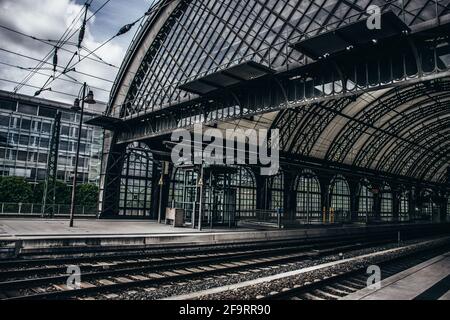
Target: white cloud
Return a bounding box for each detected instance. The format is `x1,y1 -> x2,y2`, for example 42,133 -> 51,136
0,0 -> 137,106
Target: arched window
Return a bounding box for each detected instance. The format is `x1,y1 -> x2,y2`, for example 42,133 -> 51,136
269,172 -> 284,213
358,180 -> 374,222
447,198 -> 450,222
380,184 -> 393,221
296,170 -> 321,223
399,192 -> 409,221
421,189 -> 437,221
119,143 -> 153,217
329,175 -> 351,222
230,167 -> 256,218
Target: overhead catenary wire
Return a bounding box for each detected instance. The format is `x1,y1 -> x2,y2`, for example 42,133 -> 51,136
3,0 -> 178,100
37,11 -> 151,95
13,0 -> 94,93
0,47 -> 114,84
0,78 -> 79,98
0,60 -> 110,93
0,24 -> 118,68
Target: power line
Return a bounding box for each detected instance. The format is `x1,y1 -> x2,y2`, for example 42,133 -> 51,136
0,24 -> 118,69
13,0 -> 93,92
0,60 -> 110,93
0,78 -> 79,98
4,0 -> 177,103
30,0 -> 122,96
0,47 -> 114,83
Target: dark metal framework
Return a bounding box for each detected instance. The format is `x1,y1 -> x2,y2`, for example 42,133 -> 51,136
95,0 -> 450,219
295,169 -> 322,222
41,111 -> 61,216
118,143 -> 153,217
329,175 -> 351,221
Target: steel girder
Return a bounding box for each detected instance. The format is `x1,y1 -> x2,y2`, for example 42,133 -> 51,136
288,98 -> 355,155
374,111 -> 450,174
355,93 -> 450,169
393,119 -> 449,175
326,81 -> 450,162
388,119 -> 450,176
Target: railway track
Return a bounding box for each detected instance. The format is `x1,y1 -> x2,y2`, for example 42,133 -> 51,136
0,236 -> 399,300
0,234 -> 391,279
1,227 -> 448,301
261,244 -> 450,300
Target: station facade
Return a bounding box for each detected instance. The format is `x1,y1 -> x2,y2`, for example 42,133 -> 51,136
90,0 -> 450,225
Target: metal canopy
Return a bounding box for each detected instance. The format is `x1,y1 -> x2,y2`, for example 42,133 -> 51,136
291,11 -> 410,59
178,61 -> 274,95
85,115 -> 124,130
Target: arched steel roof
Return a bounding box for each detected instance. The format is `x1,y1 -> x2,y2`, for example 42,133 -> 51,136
109,0 -> 450,183
273,79 -> 450,183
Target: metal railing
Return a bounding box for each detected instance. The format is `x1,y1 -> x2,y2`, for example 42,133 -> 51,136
0,203 -> 97,217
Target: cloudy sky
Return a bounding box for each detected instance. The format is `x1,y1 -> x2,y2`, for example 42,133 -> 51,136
0,0 -> 154,105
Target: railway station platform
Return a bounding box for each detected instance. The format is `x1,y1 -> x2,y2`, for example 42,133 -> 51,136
343,252 -> 450,300
0,218 -> 449,259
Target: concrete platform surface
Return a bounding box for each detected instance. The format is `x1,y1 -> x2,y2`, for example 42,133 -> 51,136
343,252 -> 450,300
0,218 -> 245,238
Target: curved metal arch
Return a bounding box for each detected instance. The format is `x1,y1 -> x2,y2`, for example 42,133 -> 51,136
272,108 -> 309,151
286,102 -> 332,154
329,174 -> 350,190
433,162 -> 450,184
270,171 -> 284,189
325,85 -> 424,162
412,138 -> 450,180
113,0 -> 186,117
421,146 -> 450,182
359,104 -> 450,170
357,98 -> 450,169
389,119 -> 450,176
376,112 -> 450,173
271,97 -> 353,155
118,0 -> 450,119
232,165 -> 257,187
294,168 -> 322,192
292,98 -> 354,156
357,178 -> 373,191
326,81 -> 450,163
386,119 -> 450,176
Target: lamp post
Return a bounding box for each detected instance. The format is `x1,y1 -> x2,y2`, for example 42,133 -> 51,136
69,82 -> 96,227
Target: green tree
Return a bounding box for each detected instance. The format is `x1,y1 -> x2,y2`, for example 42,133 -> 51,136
76,184 -> 99,206
32,180 -> 71,204
32,181 -> 45,203
0,176 -> 33,203
55,181 -> 71,204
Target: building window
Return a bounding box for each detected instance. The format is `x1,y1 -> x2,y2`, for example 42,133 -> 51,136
329,175 -> 351,222
18,104 -> 38,116
358,180 -> 374,221
296,170 -> 321,223
399,192 -> 409,221
0,99 -> 15,111
421,190 -> 437,221
119,143 -> 153,217
0,115 -> 9,126
447,198 -> 450,222
20,119 -> 31,130
269,172 -> 284,214
230,167 -> 256,218
380,184 -> 393,221
38,106 -> 57,118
